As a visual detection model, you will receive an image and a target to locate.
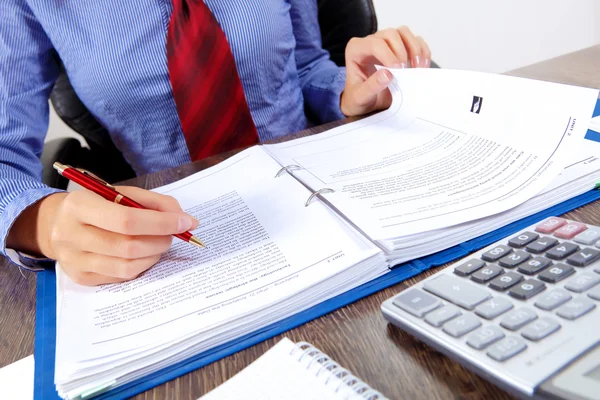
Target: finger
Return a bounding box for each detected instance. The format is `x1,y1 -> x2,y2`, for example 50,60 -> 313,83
416,36 -> 431,68
64,190 -> 198,236
64,271 -> 130,286
374,29 -> 408,68
348,69 -> 394,110
346,36 -> 400,72
58,220 -> 173,259
63,250 -> 161,281
115,186 -> 186,214
397,26 -> 423,67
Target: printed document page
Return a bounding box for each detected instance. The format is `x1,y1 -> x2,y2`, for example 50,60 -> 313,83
54,146 -> 383,377
265,68 -> 599,240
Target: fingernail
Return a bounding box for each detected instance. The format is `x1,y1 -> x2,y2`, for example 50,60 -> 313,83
413,55 -> 422,68
189,216 -> 199,229
178,216 -> 193,232
391,62 -> 407,69
378,70 -> 393,85
425,58 -> 431,68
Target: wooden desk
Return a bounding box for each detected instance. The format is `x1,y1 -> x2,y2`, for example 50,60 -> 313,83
1,45 -> 599,399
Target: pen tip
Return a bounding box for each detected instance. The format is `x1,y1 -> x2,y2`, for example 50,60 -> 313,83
189,236 -> 205,248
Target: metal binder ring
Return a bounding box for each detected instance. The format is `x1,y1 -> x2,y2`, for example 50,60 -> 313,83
274,164 -> 302,178
304,188 -> 335,207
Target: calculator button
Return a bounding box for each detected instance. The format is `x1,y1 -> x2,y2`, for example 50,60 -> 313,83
546,242 -> 579,260
538,264 -> 575,283
508,231 -> 539,248
509,279 -> 546,300
392,289 -> 441,317
535,217 -> 567,234
564,273 -> 600,293
442,314 -> 481,338
471,265 -> 503,283
566,248 -> 600,267
554,222 -> 587,239
521,318 -> 561,341
423,275 -> 491,310
489,272 -> 523,291
487,336 -> 527,361
588,285 -> 600,301
556,298 -> 596,320
475,297 -> 514,319
526,237 -> 559,254
424,305 -> 461,327
481,245 -> 512,262
574,229 -> 600,245
500,308 -> 538,331
517,256 -> 552,275
498,251 -> 531,268
454,259 -> 485,277
534,289 -> 572,311
467,326 -> 505,350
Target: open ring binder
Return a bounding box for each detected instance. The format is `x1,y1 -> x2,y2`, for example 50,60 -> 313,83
305,188 -> 335,207
290,341 -> 388,399
274,164 -> 303,178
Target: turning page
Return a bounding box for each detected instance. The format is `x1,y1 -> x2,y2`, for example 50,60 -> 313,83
54,146 -> 386,397
264,68 -> 599,241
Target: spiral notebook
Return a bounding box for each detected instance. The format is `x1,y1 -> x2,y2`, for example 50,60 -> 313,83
34,69 -> 600,399
199,338 -> 387,400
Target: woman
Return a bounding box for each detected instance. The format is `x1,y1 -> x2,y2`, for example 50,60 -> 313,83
1,0 -> 430,285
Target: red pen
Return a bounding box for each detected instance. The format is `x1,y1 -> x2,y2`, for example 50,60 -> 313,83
53,162 -> 205,248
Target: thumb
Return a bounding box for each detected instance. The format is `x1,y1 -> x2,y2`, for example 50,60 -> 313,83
344,69 -> 393,116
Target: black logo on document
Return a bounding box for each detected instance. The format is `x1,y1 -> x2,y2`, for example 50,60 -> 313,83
470,96 -> 483,114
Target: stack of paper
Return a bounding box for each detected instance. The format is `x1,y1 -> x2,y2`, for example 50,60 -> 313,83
54,147 -> 388,399
265,68 -> 600,265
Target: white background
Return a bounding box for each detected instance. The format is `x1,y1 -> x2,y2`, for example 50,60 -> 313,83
47,0 -> 600,141
373,0 -> 600,73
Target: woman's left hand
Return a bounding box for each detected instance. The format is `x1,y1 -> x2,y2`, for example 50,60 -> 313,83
340,26 -> 431,117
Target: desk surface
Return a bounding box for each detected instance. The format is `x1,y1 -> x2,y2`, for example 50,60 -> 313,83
1,45 -> 599,400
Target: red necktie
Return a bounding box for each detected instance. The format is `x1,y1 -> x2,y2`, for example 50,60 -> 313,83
166,0 -> 259,161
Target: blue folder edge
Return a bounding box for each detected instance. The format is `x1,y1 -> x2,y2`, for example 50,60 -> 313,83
34,188 -> 600,399
36,98 -> 600,398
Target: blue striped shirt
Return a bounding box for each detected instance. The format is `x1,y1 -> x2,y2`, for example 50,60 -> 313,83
0,0 -> 346,260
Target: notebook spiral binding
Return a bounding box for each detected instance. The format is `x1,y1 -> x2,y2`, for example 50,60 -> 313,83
290,342 -> 388,400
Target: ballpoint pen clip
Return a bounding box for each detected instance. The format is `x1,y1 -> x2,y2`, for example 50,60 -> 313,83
75,168 -> 116,189
52,162 -> 115,189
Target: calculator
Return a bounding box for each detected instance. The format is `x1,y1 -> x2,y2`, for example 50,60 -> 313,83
381,217 -> 600,399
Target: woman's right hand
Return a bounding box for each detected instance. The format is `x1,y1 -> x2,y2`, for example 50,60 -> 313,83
7,186 -> 198,286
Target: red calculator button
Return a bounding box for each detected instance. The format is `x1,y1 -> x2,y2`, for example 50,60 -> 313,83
535,218 -> 567,234
554,222 -> 588,239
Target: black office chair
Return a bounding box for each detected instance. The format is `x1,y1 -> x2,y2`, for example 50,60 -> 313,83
43,0 -> 436,189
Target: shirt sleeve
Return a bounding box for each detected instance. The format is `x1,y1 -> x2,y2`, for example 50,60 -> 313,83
289,0 -> 347,124
0,1 -> 63,262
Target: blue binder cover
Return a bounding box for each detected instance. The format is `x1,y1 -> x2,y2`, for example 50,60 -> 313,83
34,123 -> 600,399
